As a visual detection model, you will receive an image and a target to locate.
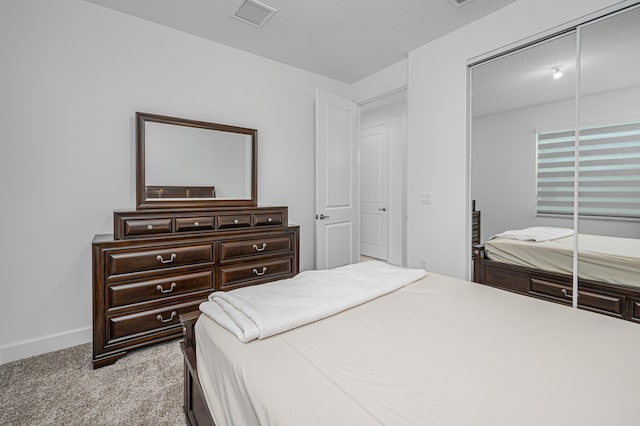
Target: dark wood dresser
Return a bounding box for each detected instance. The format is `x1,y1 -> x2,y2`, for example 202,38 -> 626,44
92,206 -> 299,368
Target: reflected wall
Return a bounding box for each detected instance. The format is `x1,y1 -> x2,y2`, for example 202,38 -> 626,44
471,32 -> 577,243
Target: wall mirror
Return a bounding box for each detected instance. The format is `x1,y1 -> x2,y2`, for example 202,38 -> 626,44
136,112 -> 257,209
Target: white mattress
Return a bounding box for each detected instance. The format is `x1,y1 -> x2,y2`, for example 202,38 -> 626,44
485,234 -> 640,288
195,273 -> 640,426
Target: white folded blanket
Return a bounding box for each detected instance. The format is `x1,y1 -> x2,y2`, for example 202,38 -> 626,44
490,226 -> 574,242
199,261 -> 427,342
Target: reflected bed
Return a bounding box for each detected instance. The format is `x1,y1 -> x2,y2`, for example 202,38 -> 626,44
181,267 -> 640,426
474,228 -> 640,322
485,233 -> 640,288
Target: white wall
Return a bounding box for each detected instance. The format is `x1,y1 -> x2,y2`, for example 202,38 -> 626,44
361,100 -> 408,265
407,0 -> 627,279
350,60 -> 407,103
145,123 -> 250,198
0,0 -> 349,363
472,86 -> 640,241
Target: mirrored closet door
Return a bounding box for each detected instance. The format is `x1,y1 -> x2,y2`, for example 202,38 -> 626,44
470,31 -> 578,283
576,6 -> 640,311
470,3 -> 640,316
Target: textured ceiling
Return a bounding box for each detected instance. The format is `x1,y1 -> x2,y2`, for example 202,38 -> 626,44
472,5 -> 640,117
84,0 -> 518,83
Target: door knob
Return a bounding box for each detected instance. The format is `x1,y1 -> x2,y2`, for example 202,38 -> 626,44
378,207 -> 387,212
317,214 -> 330,220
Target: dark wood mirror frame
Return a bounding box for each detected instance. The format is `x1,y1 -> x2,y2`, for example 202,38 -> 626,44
136,112 -> 257,210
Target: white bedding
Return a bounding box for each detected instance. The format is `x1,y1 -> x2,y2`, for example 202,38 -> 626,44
195,272 -> 640,426
199,261 -> 426,342
485,233 -> 640,288
490,226 -> 574,242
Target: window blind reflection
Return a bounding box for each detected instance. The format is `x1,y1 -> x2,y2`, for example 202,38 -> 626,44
536,120 -> 640,219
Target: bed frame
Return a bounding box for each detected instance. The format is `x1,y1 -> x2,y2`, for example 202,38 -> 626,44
473,244 -> 640,323
179,246 -> 640,425
180,311 -> 216,426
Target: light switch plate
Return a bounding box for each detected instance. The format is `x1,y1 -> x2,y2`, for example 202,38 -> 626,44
421,258 -> 428,270
420,192 -> 432,204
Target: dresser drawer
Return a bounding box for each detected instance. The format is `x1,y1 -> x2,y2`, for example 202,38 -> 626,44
106,244 -> 214,278
123,218 -> 172,237
483,264 -> 528,293
576,288 -> 623,317
219,257 -> 293,290
217,214 -> 252,229
175,216 -> 214,232
254,212 -> 283,227
107,270 -> 214,309
529,278 -> 624,317
107,299 -> 202,343
529,278 -> 575,303
220,235 -> 293,261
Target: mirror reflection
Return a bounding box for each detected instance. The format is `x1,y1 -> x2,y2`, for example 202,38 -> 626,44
145,121 -> 252,200
471,31 -> 577,250
470,4 -> 640,316
136,112 -> 257,209
577,6 -> 640,291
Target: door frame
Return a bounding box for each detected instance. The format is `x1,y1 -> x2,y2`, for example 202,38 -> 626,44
314,86 -> 408,269
359,121 -> 390,261
358,88 -> 408,266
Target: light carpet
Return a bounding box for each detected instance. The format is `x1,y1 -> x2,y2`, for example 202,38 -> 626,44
0,339 -> 186,425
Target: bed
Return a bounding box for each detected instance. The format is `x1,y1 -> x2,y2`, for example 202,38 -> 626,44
473,227 -> 640,323
180,261 -> 640,425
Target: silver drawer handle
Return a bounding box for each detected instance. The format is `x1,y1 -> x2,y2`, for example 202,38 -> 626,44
147,224 -> 154,230
233,219 -> 239,224
253,243 -> 267,252
267,217 -> 273,223
156,253 -> 177,264
561,289 -> 576,299
156,282 -> 177,294
156,311 -> 176,323
253,267 -> 267,276
194,221 -> 200,227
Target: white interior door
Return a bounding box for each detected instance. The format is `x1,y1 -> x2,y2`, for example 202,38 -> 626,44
315,89 -> 359,270
360,123 -> 389,260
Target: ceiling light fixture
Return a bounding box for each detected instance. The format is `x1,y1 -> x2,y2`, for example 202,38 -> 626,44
552,66 -> 563,80
448,0 -> 474,6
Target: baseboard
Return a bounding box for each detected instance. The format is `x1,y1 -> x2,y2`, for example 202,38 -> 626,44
0,326 -> 92,365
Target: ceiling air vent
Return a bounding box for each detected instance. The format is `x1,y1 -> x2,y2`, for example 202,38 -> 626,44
232,0 -> 277,28
448,0 -> 474,6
